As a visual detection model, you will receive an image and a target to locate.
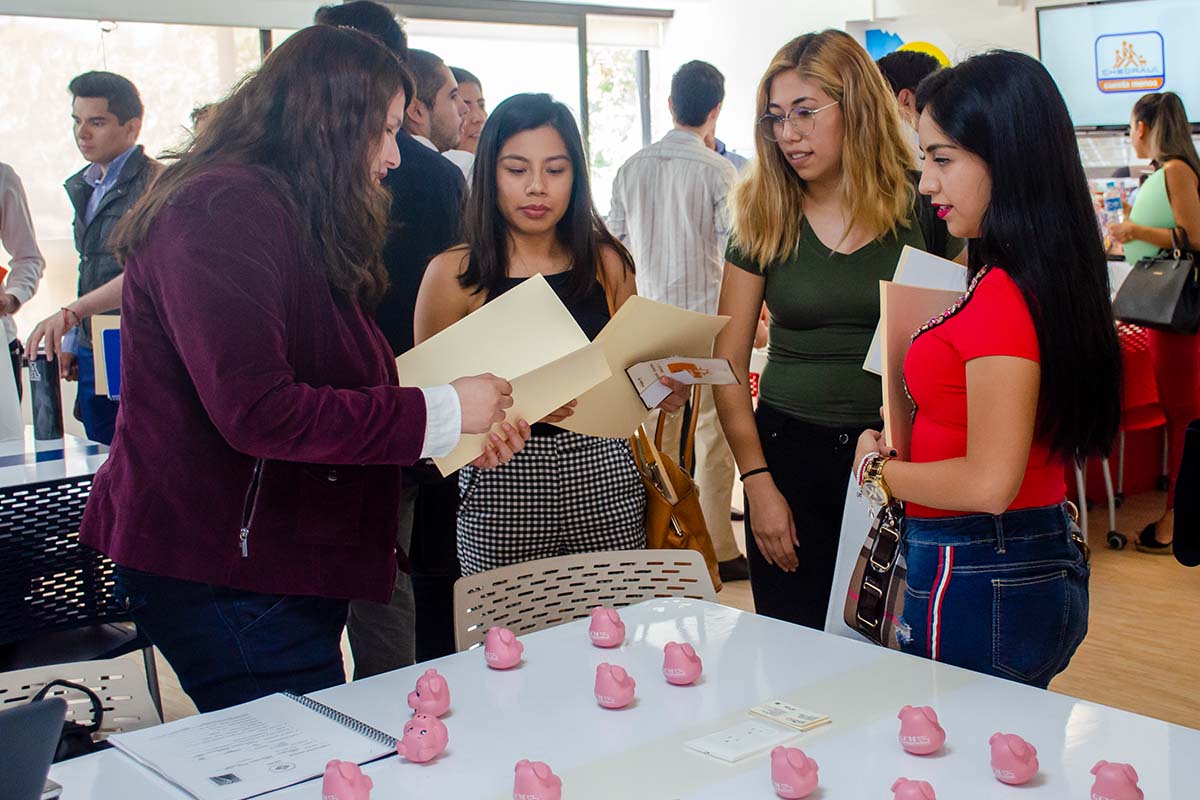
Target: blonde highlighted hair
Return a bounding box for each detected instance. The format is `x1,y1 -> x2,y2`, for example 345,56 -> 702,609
731,30 -> 916,266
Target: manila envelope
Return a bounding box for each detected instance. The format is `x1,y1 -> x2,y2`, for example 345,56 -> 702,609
559,296 -> 729,439
864,245 -> 967,375
880,280 -> 962,460
395,274 -> 612,475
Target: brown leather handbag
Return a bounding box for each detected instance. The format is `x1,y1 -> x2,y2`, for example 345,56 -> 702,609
843,502 -> 906,649
630,386 -> 723,593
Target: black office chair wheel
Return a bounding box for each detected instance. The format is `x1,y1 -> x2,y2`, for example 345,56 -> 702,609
1114,492 -> 1125,508
1107,531 -> 1127,550
1157,476 -> 1171,492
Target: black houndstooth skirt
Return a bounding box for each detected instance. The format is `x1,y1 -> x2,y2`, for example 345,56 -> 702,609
456,430 -> 647,575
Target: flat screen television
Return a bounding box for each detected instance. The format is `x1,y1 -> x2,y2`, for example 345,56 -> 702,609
1037,0 -> 1200,129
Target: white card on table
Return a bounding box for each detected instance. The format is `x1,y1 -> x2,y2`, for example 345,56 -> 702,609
684,719 -> 797,763
749,700 -> 831,732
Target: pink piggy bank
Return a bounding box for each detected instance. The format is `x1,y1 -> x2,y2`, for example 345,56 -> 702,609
891,777 -> 936,799
396,714 -> 448,763
588,607 -> 625,648
1090,761 -> 1144,800
594,663 -> 636,709
662,642 -> 703,686
897,705 -> 946,755
407,668 -> 451,717
322,760 -> 372,800
485,627 -> 524,670
513,759 -> 562,800
989,733 -> 1039,785
770,746 -> 819,798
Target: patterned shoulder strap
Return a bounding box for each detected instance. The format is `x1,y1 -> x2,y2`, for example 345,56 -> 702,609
910,265 -> 991,343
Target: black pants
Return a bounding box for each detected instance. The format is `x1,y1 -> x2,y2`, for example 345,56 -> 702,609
743,401 -> 879,629
408,468 -> 462,661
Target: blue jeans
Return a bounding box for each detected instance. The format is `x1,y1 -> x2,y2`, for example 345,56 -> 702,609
897,503 -> 1090,688
115,567 -> 349,712
76,345 -> 119,445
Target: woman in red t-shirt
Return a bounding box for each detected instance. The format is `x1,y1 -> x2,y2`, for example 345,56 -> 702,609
853,51 -> 1122,687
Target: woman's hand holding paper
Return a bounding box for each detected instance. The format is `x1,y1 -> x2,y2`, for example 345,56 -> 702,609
470,420 -> 532,469
538,399 -> 578,424
654,376 -> 689,413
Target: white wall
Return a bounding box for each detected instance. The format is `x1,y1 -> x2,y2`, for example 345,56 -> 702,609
646,0 -> 1064,157
0,0 -> 322,28
650,0 -> 866,157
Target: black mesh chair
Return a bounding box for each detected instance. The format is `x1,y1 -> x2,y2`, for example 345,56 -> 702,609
0,474 -> 161,716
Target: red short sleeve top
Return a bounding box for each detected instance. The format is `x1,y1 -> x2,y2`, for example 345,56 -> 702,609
903,267 -> 1065,518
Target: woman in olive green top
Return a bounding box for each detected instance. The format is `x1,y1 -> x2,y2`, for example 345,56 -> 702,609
1110,91 -> 1200,554
713,29 -> 961,628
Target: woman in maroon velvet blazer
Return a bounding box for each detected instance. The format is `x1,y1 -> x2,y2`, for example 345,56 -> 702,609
80,25 -> 528,712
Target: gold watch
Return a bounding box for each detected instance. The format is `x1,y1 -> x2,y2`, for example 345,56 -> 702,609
861,455 -> 894,507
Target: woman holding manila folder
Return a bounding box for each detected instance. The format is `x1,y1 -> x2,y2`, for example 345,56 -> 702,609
416,92 -> 689,577
853,51 -> 1122,685
78,25 -> 529,713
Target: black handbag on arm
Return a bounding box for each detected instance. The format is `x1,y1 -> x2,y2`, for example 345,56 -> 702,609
1113,227 -> 1200,333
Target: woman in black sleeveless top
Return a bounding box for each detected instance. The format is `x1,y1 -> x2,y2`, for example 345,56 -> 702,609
415,93 -> 687,574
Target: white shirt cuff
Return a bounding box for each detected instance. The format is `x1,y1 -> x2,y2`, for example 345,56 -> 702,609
419,384 -> 462,459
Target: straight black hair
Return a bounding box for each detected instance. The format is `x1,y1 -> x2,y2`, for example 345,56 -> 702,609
876,50 -> 940,95
451,66 -> 481,88
670,61 -> 725,127
917,50 -> 1121,459
68,71 -> 143,124
459,92 -> 633,303
314,1 -> 407,59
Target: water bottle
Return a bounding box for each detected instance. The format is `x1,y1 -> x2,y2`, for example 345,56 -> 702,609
28,351 -> 63,440
1104,181 -> 1125,225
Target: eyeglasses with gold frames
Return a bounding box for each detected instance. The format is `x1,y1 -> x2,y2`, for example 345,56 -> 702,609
757,100 -> 840,142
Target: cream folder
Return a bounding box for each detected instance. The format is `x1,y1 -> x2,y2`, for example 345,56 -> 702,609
395,273 -> 612,475
864,245 -> 967,376
559,296 -> 730,439
879,280 -> 963,461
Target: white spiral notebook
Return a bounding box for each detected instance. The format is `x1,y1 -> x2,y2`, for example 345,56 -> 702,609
108,692 -> 395,799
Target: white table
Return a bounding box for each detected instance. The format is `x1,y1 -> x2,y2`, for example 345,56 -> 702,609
51,598 -> 1200,798
0,428 -> 107,490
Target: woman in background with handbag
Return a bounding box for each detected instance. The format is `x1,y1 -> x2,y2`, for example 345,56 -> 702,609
415,93 -> 688,577
1109,91 -> 1200,555
854,51 -> 1122,687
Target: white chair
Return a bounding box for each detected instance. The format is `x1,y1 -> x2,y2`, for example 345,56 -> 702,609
0,657 -> 162,737
452,549 -> 718,652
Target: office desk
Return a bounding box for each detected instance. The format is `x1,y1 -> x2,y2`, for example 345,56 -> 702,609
51,598 -> 1200,798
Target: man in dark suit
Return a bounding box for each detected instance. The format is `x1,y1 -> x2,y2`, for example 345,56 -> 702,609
316,1 -> 467,674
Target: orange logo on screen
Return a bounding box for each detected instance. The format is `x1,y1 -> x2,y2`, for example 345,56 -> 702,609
1112,40 -> 1148,70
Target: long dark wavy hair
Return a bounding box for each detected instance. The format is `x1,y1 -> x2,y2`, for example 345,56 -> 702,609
458,92 -> 633,303
917,51 -> 1121,458
113,25 -> 410,307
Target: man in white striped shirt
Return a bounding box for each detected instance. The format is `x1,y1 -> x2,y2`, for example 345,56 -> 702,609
0,162 -> 46,397
608,61 -> 746,581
